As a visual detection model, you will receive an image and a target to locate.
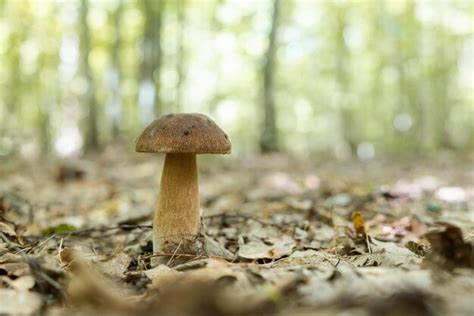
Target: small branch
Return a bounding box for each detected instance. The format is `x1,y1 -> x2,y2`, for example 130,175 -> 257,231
39,214 -> 285,239
141,252 -> 206,260
0,232 -> 64,297
166,240 -> 182,266
140,252 -> 228,261
204,213 -> 288,230
55,224 -> 152,237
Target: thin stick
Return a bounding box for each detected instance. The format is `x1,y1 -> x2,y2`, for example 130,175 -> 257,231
53,224 -> 152,237
204,213 -> 287,230
25,234 -> 57,255
140,252 -> 228,261
365,234 -> 372,254
166,241 -> 182,266
0,232 -> 64,295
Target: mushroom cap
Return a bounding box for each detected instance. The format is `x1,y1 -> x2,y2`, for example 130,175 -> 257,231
135,113 -> 231,154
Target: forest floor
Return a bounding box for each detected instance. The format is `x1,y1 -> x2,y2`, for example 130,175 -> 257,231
1,148 -> 473,316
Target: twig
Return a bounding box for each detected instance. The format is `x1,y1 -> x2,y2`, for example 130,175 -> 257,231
204,213 -> 288,230
166,241 -> 182,266
54,224 -> 152,236
141,252 -> 207,260
140,252 -> 229,261
25,234 -> 57,255
172,258 -> 209,271
365,234 -> 373,254
0,232 -> 64,297
39,213 -> 284,239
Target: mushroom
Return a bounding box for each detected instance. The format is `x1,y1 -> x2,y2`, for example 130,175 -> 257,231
136,113 -> 231,255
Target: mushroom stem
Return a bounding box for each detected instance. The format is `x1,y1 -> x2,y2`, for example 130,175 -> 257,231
154,153 -> 201,253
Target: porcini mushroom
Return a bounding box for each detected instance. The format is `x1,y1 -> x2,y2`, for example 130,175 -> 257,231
136,113 -> 231,255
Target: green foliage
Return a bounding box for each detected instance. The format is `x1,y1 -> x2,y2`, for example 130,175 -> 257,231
42,223 -> 78,236
0,0 -> 472,158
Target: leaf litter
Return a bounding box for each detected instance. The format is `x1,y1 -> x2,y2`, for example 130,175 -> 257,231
0,154 -> 473,315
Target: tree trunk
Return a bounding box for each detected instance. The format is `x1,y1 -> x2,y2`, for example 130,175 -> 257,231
207,0 -> 224,115
334,5 -> 356,157
175,0 -> 185,112
138,0 -> 164,119
80,0 -> 100,152
3,24 -> 23,139
37,99 -> 51,155
109,0 -> 123,140
259,0 -> 280,153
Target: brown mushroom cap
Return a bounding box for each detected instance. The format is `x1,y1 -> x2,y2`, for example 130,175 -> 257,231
135,113 -> 231,154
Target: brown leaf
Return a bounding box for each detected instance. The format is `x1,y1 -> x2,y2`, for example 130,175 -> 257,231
352,212 -> 367,237
238,236 -> 295,260
145,264 -> 181,290
423,222 -> 474,270
66,250 -> 134,313
59,247 -> 75,268
96,252 -> 132,279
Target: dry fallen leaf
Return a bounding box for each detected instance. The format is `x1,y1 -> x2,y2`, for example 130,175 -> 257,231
95,252 -> 132,279
145,264 -> 181,290
0,289 -> 42,315
0,221 -> 17,237
352,211 -> 367,237
0,262 -> 31,277
0,275 -> 36,291
423,222 -> 474,270
65,250 -> 134,314
238,236 -> 295,260
0,252 -> 23,264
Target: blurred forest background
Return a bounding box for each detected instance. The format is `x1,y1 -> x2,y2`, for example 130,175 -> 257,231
0,0 -> 473,160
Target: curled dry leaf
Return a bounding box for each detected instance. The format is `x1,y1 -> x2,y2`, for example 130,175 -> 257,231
238,236 -> 295,260
423,222 -> 474,270
59,247 -> 74,267
405,239 -> 431,257
347,239 -> 421,269
203,235 -> 234,259
0,221 -> 17,237
95,252 -> 132,279
145,264 -> 181,290
352,212 -> 367,237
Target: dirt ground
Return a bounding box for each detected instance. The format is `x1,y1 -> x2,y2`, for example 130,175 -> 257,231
1,149 -> 473,315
